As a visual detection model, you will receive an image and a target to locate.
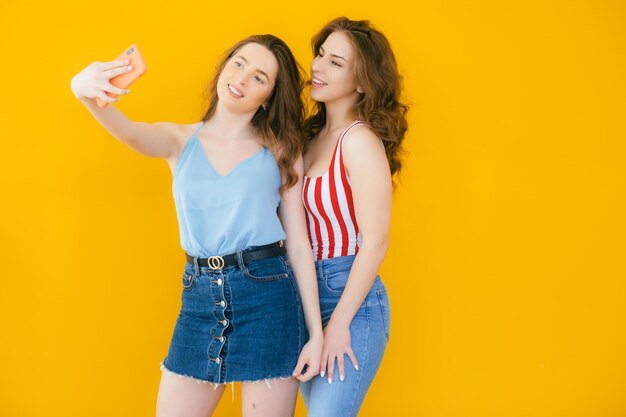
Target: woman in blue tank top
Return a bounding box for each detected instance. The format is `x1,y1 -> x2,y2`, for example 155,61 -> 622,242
71,35 -> 323,417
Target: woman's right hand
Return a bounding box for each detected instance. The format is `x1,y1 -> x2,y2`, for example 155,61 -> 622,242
70,60 -> 132,104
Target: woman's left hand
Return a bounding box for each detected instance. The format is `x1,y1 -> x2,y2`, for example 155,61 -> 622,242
292,332 -> 323,382
320,318 -> 359,383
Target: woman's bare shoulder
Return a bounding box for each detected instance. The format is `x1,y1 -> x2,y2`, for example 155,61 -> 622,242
342,123 -> 383,154
153,121 -> 203,149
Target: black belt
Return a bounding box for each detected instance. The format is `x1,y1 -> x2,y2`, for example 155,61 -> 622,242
186,240 -> 285,270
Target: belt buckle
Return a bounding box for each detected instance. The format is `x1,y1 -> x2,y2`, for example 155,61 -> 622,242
207,255 -> 225,270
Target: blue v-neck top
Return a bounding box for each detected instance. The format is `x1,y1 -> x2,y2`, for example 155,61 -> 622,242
172,123 -> 286,257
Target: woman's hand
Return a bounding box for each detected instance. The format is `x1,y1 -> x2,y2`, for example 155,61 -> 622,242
292,332 -> 323,382
70,60 -> 132,104
320,318 -> 359,383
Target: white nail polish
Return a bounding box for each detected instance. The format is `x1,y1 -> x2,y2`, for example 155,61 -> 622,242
355,365 -> 359,371
340,375 -> 345,381
328,377 -> 332,384
320,371 -> 325,377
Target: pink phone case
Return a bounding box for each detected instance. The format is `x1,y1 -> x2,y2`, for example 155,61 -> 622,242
96,44 -> 147,108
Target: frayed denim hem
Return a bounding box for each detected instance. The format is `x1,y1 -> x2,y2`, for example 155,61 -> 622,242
159,362 -> 295,399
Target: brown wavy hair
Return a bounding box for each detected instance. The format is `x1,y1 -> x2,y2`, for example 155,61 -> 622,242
305,17 -> 409,183
201,35 -> 306,192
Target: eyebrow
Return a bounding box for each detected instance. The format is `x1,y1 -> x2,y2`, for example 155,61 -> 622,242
319,46 -> 348,62
235,55 -> 271,81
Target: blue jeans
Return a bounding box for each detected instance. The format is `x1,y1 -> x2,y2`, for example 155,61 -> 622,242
300,255 -> 391,417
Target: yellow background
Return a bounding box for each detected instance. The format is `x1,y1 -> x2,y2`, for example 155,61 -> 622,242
1,1 -> 625,416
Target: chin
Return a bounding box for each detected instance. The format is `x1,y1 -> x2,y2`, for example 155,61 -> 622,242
222,97 -> 262,115
310,89 -> 328,103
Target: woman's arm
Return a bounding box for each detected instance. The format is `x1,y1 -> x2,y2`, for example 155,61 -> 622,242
70,59 -> 181,159
320,125 -> 392,383
277,156 -> 324,382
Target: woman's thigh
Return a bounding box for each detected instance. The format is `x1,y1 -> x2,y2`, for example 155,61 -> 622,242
156,371 -> 226,417
241,377 -> 299,417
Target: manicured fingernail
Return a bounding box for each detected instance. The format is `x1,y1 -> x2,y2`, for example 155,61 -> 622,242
328,377 -> 332,384
320,371 -> 325,377
355,365 -> 359,371
127,66 -> 133,70
340,375 -> 345,381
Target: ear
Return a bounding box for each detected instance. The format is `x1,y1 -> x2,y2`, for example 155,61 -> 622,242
356,87 -> 364,94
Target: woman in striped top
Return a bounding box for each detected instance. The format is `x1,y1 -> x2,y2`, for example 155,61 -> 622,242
299,17 -> 409,417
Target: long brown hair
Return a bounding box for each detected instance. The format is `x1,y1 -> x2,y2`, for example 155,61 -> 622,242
305,17 -> 409,182
201,35 -> 306,192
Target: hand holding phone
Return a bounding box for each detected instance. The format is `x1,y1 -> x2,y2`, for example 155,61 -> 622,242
95,44 -> 147,108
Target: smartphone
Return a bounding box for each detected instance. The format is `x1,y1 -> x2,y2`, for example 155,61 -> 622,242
96,44 -> 147,108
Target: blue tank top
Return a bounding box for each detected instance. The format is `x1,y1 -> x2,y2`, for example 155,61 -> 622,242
172,123 -> 286,257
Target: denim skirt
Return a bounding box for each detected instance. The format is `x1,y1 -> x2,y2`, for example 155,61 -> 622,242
161,251 -> 306,384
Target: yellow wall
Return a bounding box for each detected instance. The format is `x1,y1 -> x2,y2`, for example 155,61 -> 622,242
1,1 -> 625,416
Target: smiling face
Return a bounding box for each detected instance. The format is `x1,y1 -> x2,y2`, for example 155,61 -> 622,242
310,31 -> 360,105
217,42 -> 279,114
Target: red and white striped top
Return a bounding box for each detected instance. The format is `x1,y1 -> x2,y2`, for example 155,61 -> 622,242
303,120 -> 364,260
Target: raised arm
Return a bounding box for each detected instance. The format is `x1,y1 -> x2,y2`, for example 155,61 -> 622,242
70,59 -> 181,159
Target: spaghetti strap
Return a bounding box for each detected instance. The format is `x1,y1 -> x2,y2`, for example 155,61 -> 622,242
338,120 -> 365,145
192,121 -> 205,136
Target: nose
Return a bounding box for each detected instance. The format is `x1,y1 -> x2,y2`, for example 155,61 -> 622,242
235,72 -> 246,86
311,56 -> 322,73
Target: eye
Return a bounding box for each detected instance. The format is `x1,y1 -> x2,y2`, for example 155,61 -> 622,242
331,60 -> 342,67
254,75 -> 265,84
234,61 -> 243,68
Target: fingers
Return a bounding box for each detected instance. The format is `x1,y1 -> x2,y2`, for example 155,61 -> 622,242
101,59 -> 130,71
337,353 -> 345,382
96,92 -> 119,104
322,351 -> 358,383
320,352 -> 328,378
298,364 -> 319,382
326,354 -> 336,384
103,64 -> 133,81
104,82 -> 130,96
292,356 -> 306,379
346,348 -> 359,372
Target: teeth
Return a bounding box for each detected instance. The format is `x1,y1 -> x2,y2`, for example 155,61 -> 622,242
228,84 -> 243,97
313,78 -> 327,86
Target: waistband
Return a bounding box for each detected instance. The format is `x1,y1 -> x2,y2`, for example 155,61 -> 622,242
185,240 -> 285,271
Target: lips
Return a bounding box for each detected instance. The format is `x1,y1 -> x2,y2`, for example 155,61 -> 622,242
227,84 -> 244,98
311,77 -> 327,88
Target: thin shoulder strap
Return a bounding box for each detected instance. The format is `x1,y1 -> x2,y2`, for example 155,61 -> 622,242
340,120 -> 365,139
337,120 -> 366,149
192,121 -> 205,137
335,121 -> 367,175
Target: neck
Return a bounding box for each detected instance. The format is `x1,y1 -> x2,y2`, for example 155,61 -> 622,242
321,94 -> 359,133
206,102 -> 257,140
